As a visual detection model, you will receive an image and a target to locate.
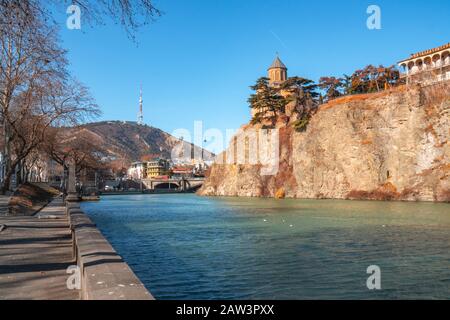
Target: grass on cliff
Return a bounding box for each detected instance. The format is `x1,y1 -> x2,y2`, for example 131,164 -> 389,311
8,183 -> 59,216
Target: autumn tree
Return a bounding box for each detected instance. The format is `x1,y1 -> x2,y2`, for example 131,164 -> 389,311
342,74 -> 352,95
319,65 -> 401,99
318,77 -> 344,102
347,65 -> 401,94
376,65 -> 401,89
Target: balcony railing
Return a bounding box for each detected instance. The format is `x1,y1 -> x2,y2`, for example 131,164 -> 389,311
400,61 -> 450,77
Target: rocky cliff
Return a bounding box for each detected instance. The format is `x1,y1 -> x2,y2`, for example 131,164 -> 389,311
199,82 -> 450,202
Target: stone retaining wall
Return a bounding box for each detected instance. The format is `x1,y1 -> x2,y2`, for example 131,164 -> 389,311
66,202 -> 154,300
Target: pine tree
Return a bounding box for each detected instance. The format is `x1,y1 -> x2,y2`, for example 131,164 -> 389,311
248,77 -> 287,125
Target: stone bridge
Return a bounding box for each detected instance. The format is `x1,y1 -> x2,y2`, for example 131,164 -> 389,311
142,178 -> 204,192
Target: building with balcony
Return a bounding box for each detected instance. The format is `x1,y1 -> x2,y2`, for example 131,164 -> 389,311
147,158 -> 170,178
398,42 -> 450,85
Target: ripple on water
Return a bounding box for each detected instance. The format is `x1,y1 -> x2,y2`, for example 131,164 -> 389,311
81,194 -> 450,300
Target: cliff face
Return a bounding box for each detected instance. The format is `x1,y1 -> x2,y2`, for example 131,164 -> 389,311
199,83 -> 450,202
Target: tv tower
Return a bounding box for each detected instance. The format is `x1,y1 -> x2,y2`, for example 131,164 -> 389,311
137,85 -> 144,125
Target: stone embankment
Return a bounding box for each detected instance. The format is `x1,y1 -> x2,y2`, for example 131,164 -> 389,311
67,202 -> 153,300
0,195 -> 153,300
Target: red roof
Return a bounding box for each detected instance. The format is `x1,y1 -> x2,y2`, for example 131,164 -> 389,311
172,167 -> 192,173
399,42 -> 450,63
153,175 -> 169,180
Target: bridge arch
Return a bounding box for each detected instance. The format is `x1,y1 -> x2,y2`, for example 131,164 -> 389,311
153,182 -> 180,190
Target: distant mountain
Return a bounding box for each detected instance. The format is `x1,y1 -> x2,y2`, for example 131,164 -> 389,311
71,121 -> 214,165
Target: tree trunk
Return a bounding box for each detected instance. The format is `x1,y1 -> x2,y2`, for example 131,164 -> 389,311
1,158 -> 21,194
2,124 -> 11,193
62,164 -> 68,194
1,167 -> 13,194
17,161 -> 23,185
25,166 -> 30,183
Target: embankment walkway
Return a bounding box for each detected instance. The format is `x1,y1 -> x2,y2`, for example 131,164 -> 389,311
0,197 -> 78,300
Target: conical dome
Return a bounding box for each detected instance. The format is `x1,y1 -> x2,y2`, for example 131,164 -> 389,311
268,56 -> 287,70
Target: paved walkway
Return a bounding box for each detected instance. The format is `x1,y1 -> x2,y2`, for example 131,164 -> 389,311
0,197 -> 79,300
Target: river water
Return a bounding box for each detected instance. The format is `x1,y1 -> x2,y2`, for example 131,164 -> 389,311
81,194 -> 450,299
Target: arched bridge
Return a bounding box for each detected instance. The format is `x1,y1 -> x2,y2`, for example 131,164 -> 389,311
142,178 -> 204,192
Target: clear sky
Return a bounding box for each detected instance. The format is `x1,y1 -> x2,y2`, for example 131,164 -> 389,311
58,0 -> 449,145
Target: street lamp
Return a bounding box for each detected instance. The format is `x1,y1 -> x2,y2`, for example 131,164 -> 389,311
202,139 -> 207,160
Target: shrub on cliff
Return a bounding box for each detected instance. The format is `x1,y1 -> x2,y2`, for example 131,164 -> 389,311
346,183 -> 400,201
292,115 -> 310,132
275,188 -> 286,199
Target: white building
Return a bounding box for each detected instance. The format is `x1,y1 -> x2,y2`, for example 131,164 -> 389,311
127,162 -> 147,180
398,42 -> 450,85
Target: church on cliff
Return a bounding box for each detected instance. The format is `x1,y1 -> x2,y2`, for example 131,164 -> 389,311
250,56 -> 292,119
267,56 -> 288,87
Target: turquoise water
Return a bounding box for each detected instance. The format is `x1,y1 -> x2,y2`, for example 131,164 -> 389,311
81,194 -> 450,299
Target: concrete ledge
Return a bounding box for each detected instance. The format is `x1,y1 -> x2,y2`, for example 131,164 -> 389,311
67,203 -> 154,300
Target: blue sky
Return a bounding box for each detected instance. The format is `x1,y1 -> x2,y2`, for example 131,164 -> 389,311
58,0 -> 449,144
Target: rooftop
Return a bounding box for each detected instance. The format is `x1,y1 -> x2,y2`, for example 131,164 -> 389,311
399,42 -> 450,63
268,56 -> 287,70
